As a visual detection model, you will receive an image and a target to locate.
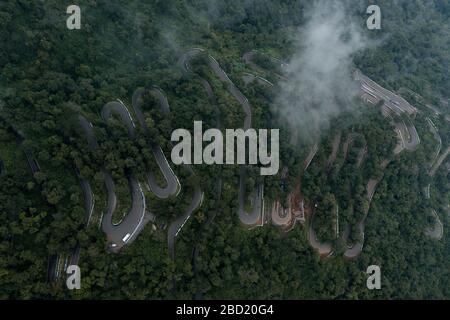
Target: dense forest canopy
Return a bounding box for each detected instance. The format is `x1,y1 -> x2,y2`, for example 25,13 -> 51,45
0,0 -> 449,299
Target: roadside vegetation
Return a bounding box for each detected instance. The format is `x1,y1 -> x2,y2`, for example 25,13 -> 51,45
0,0 -> 449,299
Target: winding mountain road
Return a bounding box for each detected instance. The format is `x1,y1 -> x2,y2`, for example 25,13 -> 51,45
79,177 -> 94,226
304,143 -> 319,172
344,159 -> 391,258
137,84 -> 204,259
430,146 -> 450,177
180,48 -> 263,227
424,209 -> 443,240
395,119 -> 420,151
168,187 -> 204,259
308,210 -> 333,257
242,72 -> 274,87
80,109 -> 147,252
100,101 -> 148,250
132,88 -> 180,199
427,117 -> 442,166
242,51 -> 288,81
355,69 -> 417,115
270,198 -> 292,227
326,133 -> 342,170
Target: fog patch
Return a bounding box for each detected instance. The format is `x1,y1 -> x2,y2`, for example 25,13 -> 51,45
274,0 -> 368,143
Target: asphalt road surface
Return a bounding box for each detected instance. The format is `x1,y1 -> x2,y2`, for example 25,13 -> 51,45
427,117 -> 442,166
342,72 -> 423,258
344,159 -> 391,258
343,222 -> 364,259
101,101 -> 148,251
308,210 -> 333,256
424,210 -> 443,240
242,72 -> 274,87
242,51 -> 289,81
326,133 -> 341,170
355,69 -> 417,115
132,88 -> 180,199
79,177 -> 94,226
238,167 -> 263,226
395,119 -> 420,151
270,197 -> 292,227
168,187 -> 204,259
138,82 -> 204,259
179,49 -> 252,129
180,49 -> 263,228
101,101 -> 136,137
304,143 -> 319,171
430,146 -> 450,177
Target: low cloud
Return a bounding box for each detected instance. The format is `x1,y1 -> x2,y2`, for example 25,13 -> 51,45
274,0 -> 368,143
